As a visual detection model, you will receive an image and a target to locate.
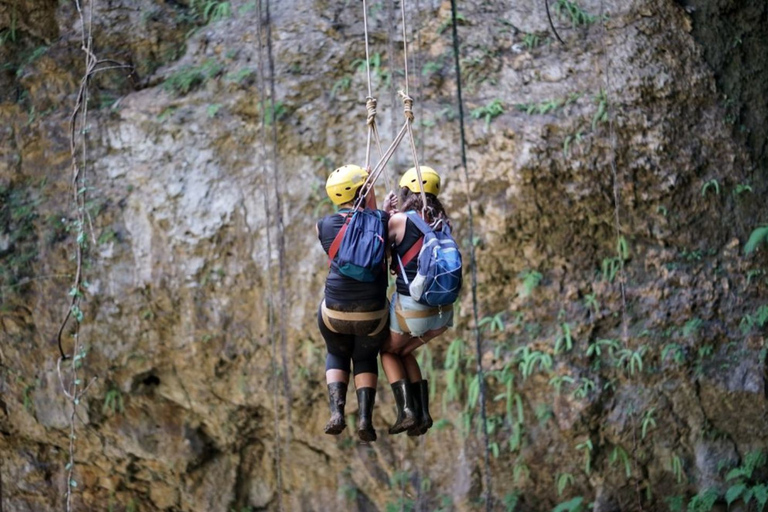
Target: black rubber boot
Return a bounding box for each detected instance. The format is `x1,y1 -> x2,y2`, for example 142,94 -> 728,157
407,381 -> 423,437
416,379 -> 433,434
388,379 -> 417,435
356,387 -> 377,442
324,382 -> 347,435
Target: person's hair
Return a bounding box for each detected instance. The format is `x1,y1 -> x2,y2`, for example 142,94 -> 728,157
397,187 -> 448,224
339,185 -> 364,207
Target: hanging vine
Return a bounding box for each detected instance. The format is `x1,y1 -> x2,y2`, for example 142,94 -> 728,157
55,0 -> 130,509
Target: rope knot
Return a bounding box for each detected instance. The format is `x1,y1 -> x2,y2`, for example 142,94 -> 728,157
399,90 -> 414,122
366,96 -> 377,126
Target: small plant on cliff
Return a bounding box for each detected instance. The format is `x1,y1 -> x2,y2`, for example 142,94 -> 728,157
601,236 -> 630,282
515,93 -> 580,116
479,312 -> 505,333
516,346 -> 553,380
549,374 -> 575,395
556,472 -> 575,496
103,386 -> 124,415
471,99 -> 504,127
610,445 -> 632,478
586,338 -> 620,359
722,450 -> 768,511
422,58 -> 445,76
615,346 -> 646,376
443,338 -> 471,410
662,343 -> 686,365
701,179 -> 721,197
740,305 -> 768,334
554,0 -> 596,27
264,101 -> 287,126
163,60 -> 223,96
682,317 -> 703,338
191,0 -> 232,23
562,130 -> 584,158
522,32 -> 542,49
583,293 -> 599,314
554,322 -> 574,354
734,182 -> 753,196
518,269 -> 543,298
686,488 -> 718,512
745,225 -> 768,255
552,496 -> 585,512
0,0 -> 18,45
592,89 -> 608,129
0,183 -> 40,287
571,377 -> 595,399
641,407 -> 656,439
576,439 -> 593,474
504,491 -> 520,512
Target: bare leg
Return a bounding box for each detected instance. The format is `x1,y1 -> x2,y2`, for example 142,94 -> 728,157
354,372 -> 377,389
401,327 -> 448,356
326,369 -> 349,385
382,331 -> 414,353
381,352 -> 406,383
402,354 -> 423,383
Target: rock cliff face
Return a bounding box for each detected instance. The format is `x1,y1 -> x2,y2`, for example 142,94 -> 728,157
1,0 -> 767,510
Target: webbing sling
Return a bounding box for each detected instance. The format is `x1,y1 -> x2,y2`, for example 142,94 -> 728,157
393,294 -> 441,334
321,300 -> 389,337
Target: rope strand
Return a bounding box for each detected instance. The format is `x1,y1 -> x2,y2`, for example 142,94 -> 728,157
265,0 -> 293,431
257,1 -> 284,509
361,0 -> 391,189
450,1 -> 493,509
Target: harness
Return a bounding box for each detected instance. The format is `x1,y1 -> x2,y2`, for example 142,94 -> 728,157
392,294 -> 443,334
320,299 -> 389,338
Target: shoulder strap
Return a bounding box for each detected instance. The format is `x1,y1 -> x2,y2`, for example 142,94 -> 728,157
327,211 -> 352,266
404,211 -> 433,235
393,212 -> 426,273
399,236 -> 423,268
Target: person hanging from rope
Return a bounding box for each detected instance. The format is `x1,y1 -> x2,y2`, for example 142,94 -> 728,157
316,164 -> 392,442
381,166 -> 462,436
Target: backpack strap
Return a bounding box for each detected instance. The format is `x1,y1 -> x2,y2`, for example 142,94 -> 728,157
398,236 -> 423,269
327,211 -> 353,266
392,211 -> 427,275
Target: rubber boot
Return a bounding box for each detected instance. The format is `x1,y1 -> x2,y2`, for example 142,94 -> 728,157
415,379 -> 433,434
407,381 -> 423,437
388,379 -> 417,435
324,382 -> 347,435
356,387 -> 377,442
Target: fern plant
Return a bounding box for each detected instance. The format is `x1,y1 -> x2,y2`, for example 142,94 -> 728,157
745,225 -> 768,254
723,451 -> 768,511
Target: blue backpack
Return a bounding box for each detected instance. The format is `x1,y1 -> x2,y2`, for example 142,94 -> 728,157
328,209 -> 386,282
397,211 -> 462,306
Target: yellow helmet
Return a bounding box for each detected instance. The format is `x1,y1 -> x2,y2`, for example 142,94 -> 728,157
400,166 -> 441,196
326,164 -> 369,205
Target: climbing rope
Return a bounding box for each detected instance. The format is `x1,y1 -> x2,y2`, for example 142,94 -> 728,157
597,2 -> 638,506
545,0 -> 566,44
597,0 -> 628,342
449,1 -> 493,510
352,0 -> 428,216
264,0 -> 294,436
256,1 -> 284,509
361,0 -> 391,191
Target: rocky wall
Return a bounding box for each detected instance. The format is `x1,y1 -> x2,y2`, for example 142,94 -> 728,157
1,0 -> 767,511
